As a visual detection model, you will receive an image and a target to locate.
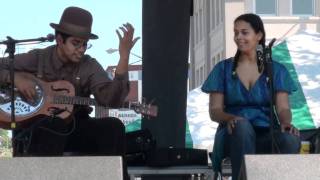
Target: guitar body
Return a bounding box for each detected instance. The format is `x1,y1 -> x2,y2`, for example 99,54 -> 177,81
0,79 -> 74,129
0,74 -> 157,129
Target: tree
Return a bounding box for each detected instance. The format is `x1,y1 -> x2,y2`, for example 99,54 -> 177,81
0,129 -> 11,149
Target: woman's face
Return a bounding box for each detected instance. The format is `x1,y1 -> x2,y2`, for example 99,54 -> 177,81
233,20 -> 262,54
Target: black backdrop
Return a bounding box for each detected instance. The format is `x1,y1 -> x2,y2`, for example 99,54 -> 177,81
141,1 -> 193,179
142,0 -> 192,150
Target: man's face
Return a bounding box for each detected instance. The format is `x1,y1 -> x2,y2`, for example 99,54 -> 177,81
57,35 -> 89,63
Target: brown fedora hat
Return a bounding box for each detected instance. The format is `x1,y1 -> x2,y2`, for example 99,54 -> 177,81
50,6 -> 98,39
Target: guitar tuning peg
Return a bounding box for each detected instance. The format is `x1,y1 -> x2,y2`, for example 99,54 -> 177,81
141,97 -> 145,105
149,98 -> 155,105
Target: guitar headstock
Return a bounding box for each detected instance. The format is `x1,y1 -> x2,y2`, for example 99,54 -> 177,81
129,101 -> 158,118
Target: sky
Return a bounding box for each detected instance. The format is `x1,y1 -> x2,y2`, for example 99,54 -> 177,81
0,0 -> 142,69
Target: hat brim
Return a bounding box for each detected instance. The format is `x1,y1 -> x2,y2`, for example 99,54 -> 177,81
50,23 -> 98,40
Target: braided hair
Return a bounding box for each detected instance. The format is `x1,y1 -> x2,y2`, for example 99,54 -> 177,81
232,13 -> 266,78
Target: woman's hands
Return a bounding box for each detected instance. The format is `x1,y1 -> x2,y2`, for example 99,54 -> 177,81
281,123 -> 300,136
227,117 -> 245,134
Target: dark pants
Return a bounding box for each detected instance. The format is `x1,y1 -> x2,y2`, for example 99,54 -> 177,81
213,120 -> 301,180
12,112 -> 129,180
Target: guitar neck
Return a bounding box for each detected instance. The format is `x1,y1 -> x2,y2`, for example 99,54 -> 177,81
53,95 -> 98,106
95,106 -> 110,118
52,95 -> 157,118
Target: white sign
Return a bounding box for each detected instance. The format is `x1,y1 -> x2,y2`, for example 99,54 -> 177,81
109,109 -> 141,125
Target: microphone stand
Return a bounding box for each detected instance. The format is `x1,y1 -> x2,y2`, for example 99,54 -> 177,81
0,37 -> 18,129
264,38 -> 277,153
0,34 -> 54,130
0,35 -> 54,156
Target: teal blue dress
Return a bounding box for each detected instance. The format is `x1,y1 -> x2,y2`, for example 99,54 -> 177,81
201,58 -> 297,171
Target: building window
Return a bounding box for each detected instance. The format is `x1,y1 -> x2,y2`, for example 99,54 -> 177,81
211,56 -> 216,69
210,0 -> 215,29
255,0 -> 276,15
200,66 -> 204,83
199,9 -> 203,41
215,0 -> 219,27
196,69 -> 200,87
292,0 -> 314,15
217,0 -> 220,25
194,12 -> 198,43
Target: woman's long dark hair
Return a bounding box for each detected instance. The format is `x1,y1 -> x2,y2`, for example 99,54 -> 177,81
232,13 -> 266,77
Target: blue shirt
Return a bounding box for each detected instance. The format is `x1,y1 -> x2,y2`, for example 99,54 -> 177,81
201,58 -> 297,127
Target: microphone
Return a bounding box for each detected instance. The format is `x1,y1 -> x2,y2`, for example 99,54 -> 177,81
40,34 -> 55,42
268,38 -> 276,48
256,44 -> 264,63
256,44 -> 265,73
0,34 -> 55,45
23,34 -> 55,43
265,38 -> 276,63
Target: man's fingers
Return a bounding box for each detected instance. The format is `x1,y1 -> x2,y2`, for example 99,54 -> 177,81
123,23 -> 133,31
124,23 -> 134,31
26,87 -> 36,102
132,37 -> 140,46
116,30 -> 122,40
119,27 -> 126,34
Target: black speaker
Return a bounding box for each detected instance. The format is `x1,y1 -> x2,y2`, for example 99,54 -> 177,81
126,129 -> 156,166
146,148 -> 208,167
239,154 -> 320,180
126,129 -> 156,154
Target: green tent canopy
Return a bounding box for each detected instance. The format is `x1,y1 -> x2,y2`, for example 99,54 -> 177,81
273,30 -> 320,130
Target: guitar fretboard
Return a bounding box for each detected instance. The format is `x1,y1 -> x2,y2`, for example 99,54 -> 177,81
53,95 -> 98,106
52,95 -> 156,117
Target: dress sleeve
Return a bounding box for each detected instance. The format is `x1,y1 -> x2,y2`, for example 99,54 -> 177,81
273,62 -> 297,94
201,60 -> 225,93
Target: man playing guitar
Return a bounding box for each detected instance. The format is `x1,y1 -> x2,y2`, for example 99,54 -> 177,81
0,6 -> 139,180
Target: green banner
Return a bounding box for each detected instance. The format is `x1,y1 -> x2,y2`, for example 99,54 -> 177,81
273,41 -> 315,129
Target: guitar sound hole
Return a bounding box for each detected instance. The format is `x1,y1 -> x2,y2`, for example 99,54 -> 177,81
50,85 -> 70,93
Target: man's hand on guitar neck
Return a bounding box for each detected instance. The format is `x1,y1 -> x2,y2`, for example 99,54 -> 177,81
12,72 -> 37,103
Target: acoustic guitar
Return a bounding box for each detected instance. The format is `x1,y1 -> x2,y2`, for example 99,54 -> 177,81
0,77 -> 157,129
